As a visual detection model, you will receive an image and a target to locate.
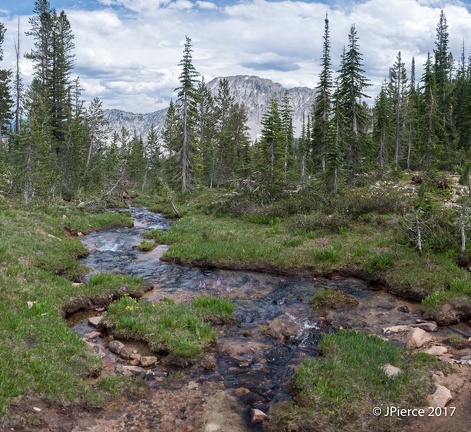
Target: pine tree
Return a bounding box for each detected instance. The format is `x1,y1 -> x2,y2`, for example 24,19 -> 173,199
228,102 -> 251,179
419,52 -> 440,169
161,99 -> 180,188
175,36 -> 200,192
0,22 -> 14,140
280,92 -> 295,181
403,57 -> 420,170
388,51 -> 408,166
214,78 -> 236,186
325,83 -> 346,194
373,81 -> 392,169
146,124 -> 162,191
196,78 -> 216,187
434,10 -> 454,160
259,96 -> 285,190
312,13 -> 333,173
336,25 -> 371,185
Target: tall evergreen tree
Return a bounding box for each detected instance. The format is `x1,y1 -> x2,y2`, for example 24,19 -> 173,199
373,81 -> 392,169
434,10 -> 454,159
214,78 -> 236,186
312,13 -> 333,172
196,78 -> 216,187
175,36 -> 200,192
259,96 -> 285,189
336,25 -> 371,185
403,58 -> 420,170
161,99 -> 180,188
388,51 -> 408,166
419,52 -> 440,169
280,92 -> 295,180
0,22 -> 14,140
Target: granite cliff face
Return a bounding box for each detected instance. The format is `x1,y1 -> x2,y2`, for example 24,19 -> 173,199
105,75 -> 316,141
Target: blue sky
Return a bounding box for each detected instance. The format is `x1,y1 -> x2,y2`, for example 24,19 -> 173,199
2,0 -> 471,114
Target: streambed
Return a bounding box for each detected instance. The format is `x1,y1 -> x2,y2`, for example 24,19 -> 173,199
69,207 -> 457,432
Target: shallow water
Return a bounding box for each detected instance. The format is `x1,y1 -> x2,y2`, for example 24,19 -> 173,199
73,207 -> 435,431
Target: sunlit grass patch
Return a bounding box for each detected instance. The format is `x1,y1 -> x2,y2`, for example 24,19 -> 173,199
310,288 -> 359,311
268,331 -> 445,432
102,295 -> 234,359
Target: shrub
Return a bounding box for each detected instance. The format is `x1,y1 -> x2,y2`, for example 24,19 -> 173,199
289,212 -> 350,233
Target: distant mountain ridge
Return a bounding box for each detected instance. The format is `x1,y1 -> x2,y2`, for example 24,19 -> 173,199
104,75 -> 317,141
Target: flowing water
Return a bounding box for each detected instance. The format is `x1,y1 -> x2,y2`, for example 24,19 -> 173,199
69,207 -> 450,431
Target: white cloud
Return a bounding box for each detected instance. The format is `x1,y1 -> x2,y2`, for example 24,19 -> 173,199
1,0 -> 471,113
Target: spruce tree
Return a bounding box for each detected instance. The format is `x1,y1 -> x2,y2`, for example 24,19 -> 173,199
214,78 -> 235,186
175,36 -> 200,192
419,52 -> 440,169
196,78 -> 216,187
0,22 -> 14,140
259,96 -> 285,191
388,51 -> 408,166
336,25 -> 371,185
281,92 -> 295,181
312,13 -> 333,173
373,81 -> 392,169
434,10 -> 454,160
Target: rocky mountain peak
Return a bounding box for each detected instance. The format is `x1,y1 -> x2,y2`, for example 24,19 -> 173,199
105,75 -> 317,141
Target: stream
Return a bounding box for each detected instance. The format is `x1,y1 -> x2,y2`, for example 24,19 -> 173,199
68,207 -> 463,432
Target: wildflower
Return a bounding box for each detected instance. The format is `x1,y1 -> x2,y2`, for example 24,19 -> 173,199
215,279 -> 221,287
226,287 -> 233,293
120,286 -> 127,291
198,281 -> 207,289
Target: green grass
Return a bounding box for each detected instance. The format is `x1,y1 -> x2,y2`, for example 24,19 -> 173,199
267,331 -> 446,432
102,295 -> 233,359
0,199 -> 144,416
154,211 -> 469,307
309,288 -> 359,311
135,239 -> 155,251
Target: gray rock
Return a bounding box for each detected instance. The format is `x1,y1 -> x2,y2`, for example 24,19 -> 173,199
426,346 -> 448,356
428,384 -> 452,408
410,321 -> 438,332
407,328 -> 433,348
88,316 -> 103,328
251,408 -> 268,424
140,355 -> 158,367
119,346 -> 133,360
381,364 -> 401,377
108,340 -> 125,354
121,366 -> 146,378
85,331 -> 101,340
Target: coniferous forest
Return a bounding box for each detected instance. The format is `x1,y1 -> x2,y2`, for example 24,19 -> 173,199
0,3 -> 470,199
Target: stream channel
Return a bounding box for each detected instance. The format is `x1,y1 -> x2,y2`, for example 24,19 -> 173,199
68,207 -> 462,432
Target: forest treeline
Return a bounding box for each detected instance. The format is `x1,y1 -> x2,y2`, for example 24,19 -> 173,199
0,1 -> 470,201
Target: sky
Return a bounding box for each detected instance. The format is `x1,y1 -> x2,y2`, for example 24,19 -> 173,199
1,0 -> 471,113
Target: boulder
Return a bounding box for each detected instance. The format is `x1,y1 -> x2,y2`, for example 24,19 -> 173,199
381,364 -> 401,377
140,356 -> 158,367
88,316 -> 103,328
119,346 -> 133,360
85,331 -> 101,340
108,340 -> 125,354
407,328 -> 432,348
251,408 -> 268,424
426,346 -> 448,356
121,366 -> 146,378
428,384 -> 452,408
